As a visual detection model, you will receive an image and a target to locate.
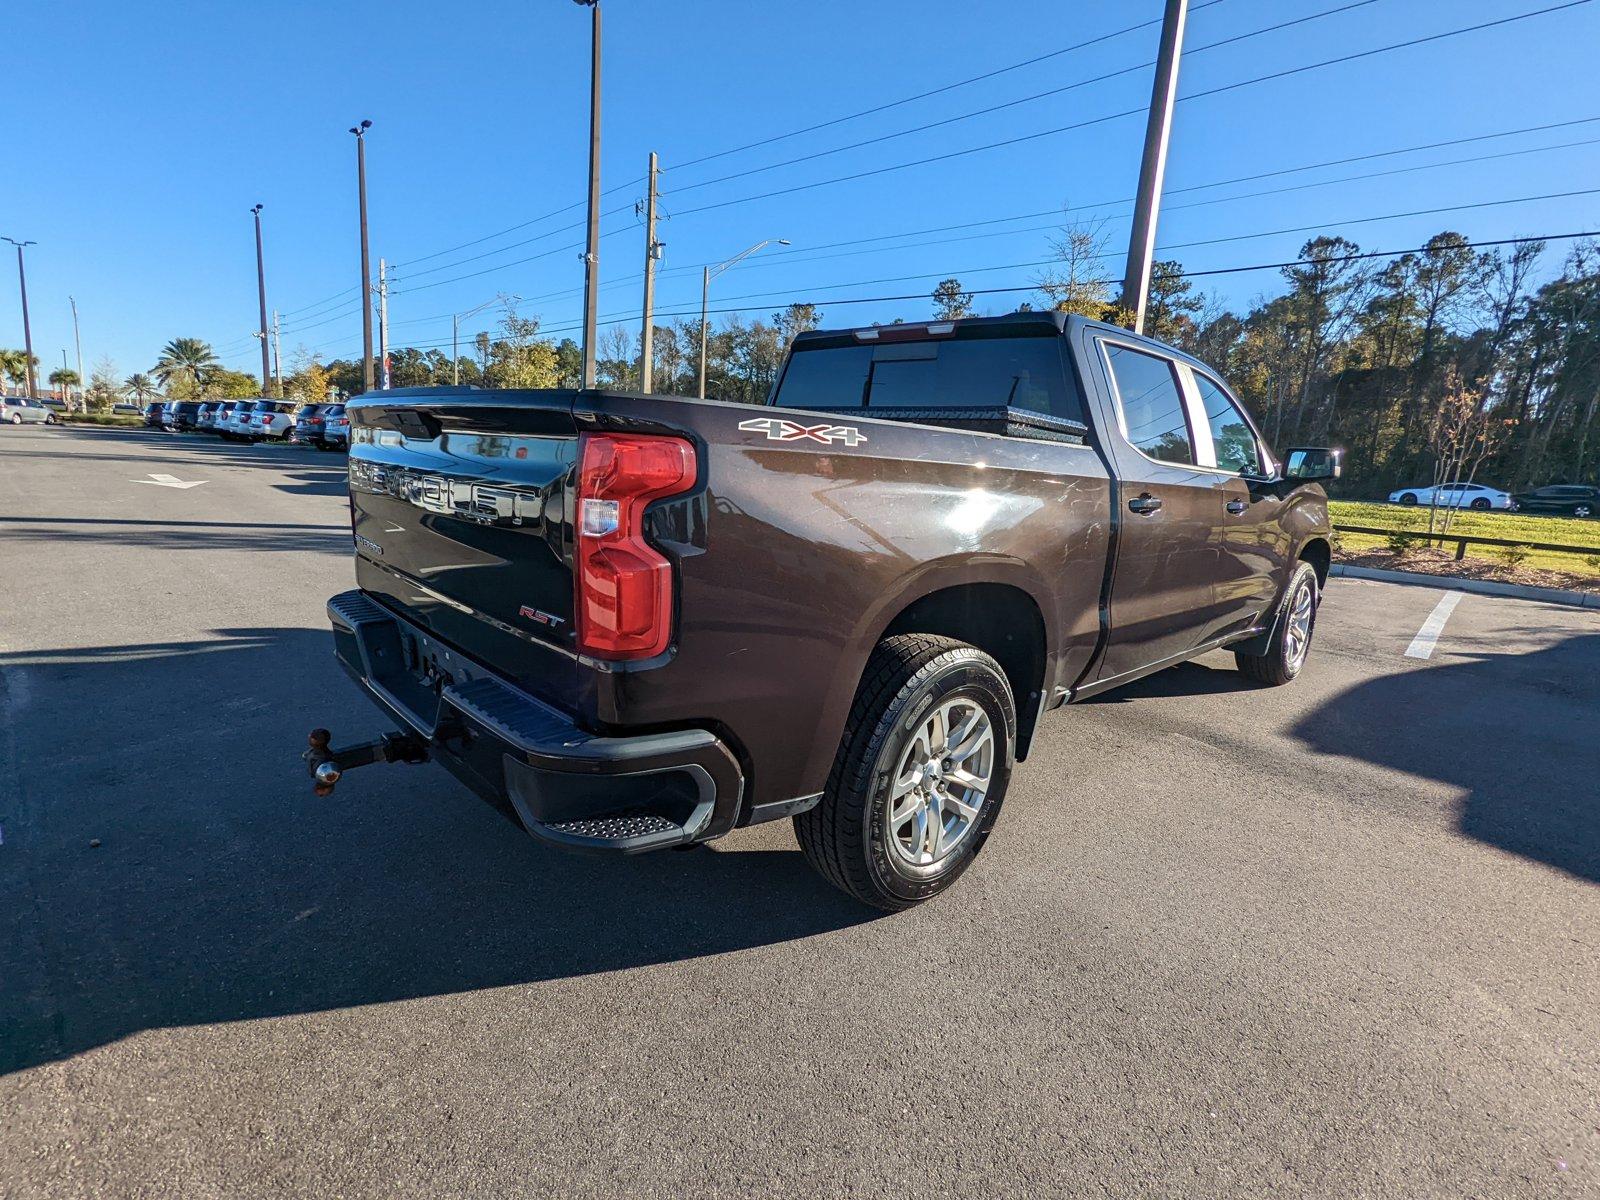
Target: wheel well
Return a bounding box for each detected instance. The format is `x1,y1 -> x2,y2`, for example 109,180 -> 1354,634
1299,537 -> 1331,588
880,583 -> 1048,760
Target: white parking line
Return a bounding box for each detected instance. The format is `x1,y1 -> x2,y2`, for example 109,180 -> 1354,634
1404,590 -> 1465,660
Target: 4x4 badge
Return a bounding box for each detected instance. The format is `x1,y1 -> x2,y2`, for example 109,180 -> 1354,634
738,417 -> 867,447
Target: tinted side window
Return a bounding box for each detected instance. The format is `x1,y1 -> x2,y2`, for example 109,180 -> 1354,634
772,345 -> 873,410
1104,344 -> 1194,466
776,336 -> 1083,421
1194,374 -> 1262,476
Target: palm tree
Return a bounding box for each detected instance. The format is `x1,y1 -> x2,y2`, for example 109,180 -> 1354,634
124,372 -> 159,402
0,348 -> 32,394
47,367 -> 81,404
151,338 -> 220,394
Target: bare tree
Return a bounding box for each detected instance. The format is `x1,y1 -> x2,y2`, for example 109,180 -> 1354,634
1425,369 -> 1506,539
1036,210 -> 1116,319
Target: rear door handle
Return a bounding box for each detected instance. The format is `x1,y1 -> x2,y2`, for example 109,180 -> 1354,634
1128,493 -> 1163,515
1226,499 -> 1247,515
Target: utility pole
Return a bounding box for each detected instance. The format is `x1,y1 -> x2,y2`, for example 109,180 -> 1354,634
271,309 -> 283,396
1119,0 -> 1187,335
69,296 -> 84,410
377,258 -> 390,390
61,349 -> 69,401
3,238 -> 37,398
251,204 -> 271,395
576,0 -> 601,388
350,119 -> 374,392
638,151 -> 661,393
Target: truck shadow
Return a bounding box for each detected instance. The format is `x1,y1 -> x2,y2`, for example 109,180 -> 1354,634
1286,631 -> 1600,887
1,628 -> 875,1076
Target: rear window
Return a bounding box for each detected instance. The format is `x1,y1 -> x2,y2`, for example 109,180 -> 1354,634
774,334 -> 1081,421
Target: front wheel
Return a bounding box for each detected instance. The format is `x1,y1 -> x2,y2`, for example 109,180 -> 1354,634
1236,561 -> 1320,687
1576,504 -> 1594,519
1398,493 -> 1418,505
795,634 -> 1016,911
1471,498 -> 1490,510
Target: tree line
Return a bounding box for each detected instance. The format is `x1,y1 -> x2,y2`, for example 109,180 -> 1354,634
17,219 -> 1593,495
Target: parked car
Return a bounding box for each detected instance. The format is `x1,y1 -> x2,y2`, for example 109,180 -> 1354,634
1387,481 -> 1512,510
111,402 -> 141,416
249,399 -> 298,440
195,402 -> 220,431
1510,483 -> 1600,518
219,401 -> 259,439
289,403 -> 331,446
165,401 -> 203,431
38,397 -> 68,415
308,312 -> 1340,910
2,396 -> 56,425
320,404 -> 349,450
205,400 -> 238,433
142,401 -> 166,428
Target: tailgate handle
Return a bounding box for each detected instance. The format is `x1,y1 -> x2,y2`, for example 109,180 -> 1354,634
1128,493 -> 1163,515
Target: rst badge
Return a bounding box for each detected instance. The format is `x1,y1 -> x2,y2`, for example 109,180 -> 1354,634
738,417 -> 867,447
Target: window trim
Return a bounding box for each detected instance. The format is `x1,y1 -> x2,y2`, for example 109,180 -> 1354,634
1096,336 -> 1202,471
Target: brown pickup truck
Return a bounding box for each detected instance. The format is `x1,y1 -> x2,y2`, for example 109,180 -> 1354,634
309,312 -> 1338,910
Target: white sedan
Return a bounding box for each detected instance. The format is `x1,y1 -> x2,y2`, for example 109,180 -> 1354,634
1387,482 -> 1514,510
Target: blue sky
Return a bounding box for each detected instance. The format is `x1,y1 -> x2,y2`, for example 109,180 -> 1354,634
6,0 -> 1600,382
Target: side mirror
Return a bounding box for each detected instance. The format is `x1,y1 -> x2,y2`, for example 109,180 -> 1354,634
1282,447 -> 1342,483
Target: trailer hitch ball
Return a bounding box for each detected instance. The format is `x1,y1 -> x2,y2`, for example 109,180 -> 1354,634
314,761 -> 342,787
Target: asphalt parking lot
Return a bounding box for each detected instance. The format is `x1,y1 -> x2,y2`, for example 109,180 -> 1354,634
3,423 -> 1598,1198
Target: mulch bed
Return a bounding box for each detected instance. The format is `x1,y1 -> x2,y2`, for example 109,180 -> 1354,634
1336,545 -> 1600,594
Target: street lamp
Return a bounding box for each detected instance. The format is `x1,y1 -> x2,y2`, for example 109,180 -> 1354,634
3,236 -> 38,398
699,238 -> 790,399
349,120 -> 374,392
574,0 -> 602,389
452,295 -> 516,385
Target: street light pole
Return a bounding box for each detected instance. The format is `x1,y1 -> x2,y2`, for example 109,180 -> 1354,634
377,258 -> 390,390
451,295 -> 503,386
70,295 -> 84,410
3,237 -> 38,398
698,238 -> 790,399
349,120 -> 374,392
251,204 -> 272,395
1119,0 -> 1188,335
575,0 -> 601,389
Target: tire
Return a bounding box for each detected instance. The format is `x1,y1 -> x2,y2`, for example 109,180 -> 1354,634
1398,493 -> 1418,505
6,413 -> 19,425
1235,561 -> 1320,687
1470,498 -> 1490,510
1576,504 -> 1594,519
794,634 -> 1016,911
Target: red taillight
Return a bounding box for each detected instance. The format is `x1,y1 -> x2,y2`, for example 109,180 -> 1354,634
574,432 -> 697,660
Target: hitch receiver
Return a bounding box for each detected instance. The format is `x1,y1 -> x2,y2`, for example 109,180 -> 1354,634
304,727 -> 430,797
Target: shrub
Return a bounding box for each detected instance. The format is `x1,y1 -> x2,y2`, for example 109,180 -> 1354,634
1385,531 -> 1414,556
1499,544 -> 1530,571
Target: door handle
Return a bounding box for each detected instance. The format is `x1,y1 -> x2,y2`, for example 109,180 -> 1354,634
1128,493 -> 1163,515
1226,499 -> 1247,515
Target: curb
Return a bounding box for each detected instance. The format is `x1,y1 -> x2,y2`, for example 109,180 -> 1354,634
1330,563 -> 1600,609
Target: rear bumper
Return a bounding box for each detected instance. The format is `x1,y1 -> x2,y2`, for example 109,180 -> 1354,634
327,589 -> 744,853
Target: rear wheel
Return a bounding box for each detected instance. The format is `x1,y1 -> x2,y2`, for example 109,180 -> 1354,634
794,634 -> 1016,911
1235,561 -> 1320,687
1576,504 -> 1594,518
6,413 -> 19,425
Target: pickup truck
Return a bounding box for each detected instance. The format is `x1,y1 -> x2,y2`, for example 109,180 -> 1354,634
308,312 -> 1339,910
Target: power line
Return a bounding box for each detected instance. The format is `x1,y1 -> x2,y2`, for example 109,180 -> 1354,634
670,0 -> 1230,172
665,0 -> 1383,199
309,227 -> 1593,360
669,2 -> 1595,220
366,127 -> 1600,329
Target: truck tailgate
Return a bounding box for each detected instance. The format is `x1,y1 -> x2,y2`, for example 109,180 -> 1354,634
345,391 -> 585,711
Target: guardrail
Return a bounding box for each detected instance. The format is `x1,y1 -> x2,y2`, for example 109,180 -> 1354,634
1334,523 -> 1600,562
